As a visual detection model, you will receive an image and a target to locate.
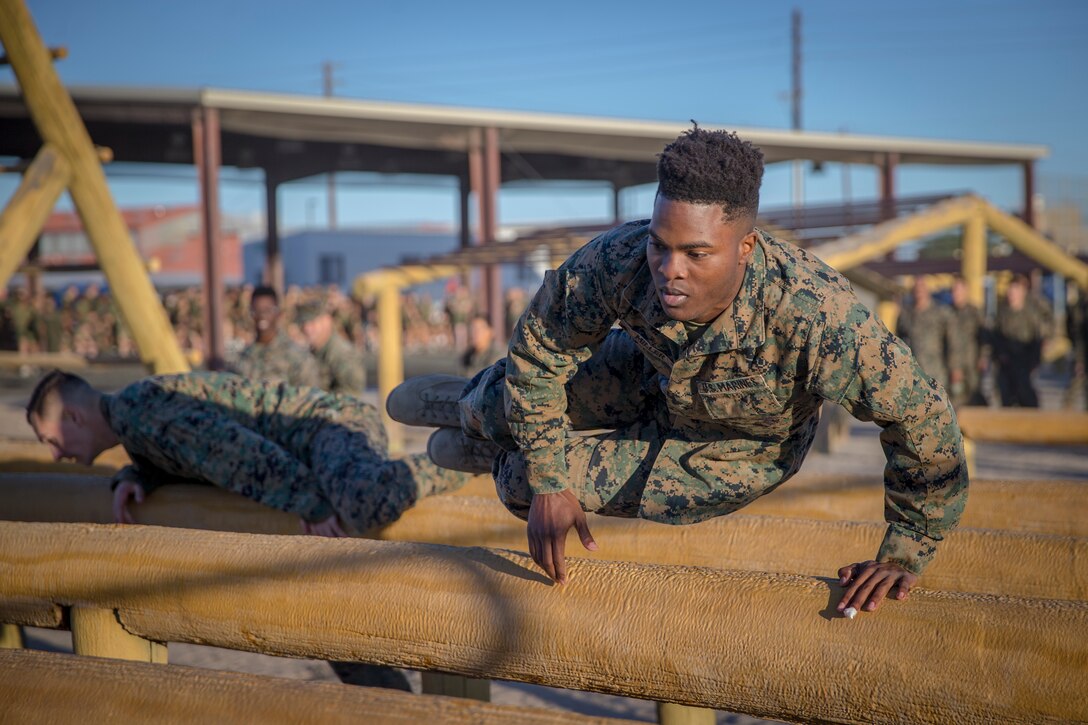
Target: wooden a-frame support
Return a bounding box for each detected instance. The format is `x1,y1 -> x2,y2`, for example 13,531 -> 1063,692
0,0 -> 189,374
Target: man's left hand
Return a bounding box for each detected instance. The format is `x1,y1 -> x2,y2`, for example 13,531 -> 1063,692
837,560 -> 917,614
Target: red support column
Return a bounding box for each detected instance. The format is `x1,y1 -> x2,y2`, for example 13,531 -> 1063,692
193,106 -> 225,370
264,171 -> 283,297
482,127 -> 504,342
880,152 -> 898,222
1022,161 -> 1036,228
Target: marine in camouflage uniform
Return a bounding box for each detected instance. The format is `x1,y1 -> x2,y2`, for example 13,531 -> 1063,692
993,276 -> 1051,408
946,278 -> 986,407
460,221 -> 967,577
102,372 -> 466,532
298,302 -> 366,396
894,278 -> 952,391
234,331 -> 319,388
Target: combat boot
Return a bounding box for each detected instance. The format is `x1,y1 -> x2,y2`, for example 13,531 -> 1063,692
385,374 -> 468,428
427,427 -> 501,474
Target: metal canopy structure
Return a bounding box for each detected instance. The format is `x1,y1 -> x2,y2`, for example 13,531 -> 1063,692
0,85 -> 1048,179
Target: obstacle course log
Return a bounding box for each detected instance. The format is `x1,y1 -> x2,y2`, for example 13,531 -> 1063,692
0,597 -> 63,629
1,522 -> 1086,723
71,606 -> 166,663
956,407 -> 1088,445
3,472 -> 1086,537
0,649 -> 624,725
2,475 -> 1087,601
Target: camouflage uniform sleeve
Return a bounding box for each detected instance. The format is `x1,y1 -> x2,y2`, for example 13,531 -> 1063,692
505,242 -> 618,495
332,341 -> 366,395
109,457 -> 212,496
292,348 -> 322,389
163,403 -> 335,522
809,300 -> 968,575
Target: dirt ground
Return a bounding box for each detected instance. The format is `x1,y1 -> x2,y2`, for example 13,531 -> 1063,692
3,360 -> 1085,723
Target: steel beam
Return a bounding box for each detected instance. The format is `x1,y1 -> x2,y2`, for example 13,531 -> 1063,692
193,106 -> 225,369
264,170 -> 284,297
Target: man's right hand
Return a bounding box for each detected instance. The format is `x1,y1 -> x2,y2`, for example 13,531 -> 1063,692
112,480 -> 145,524
526,489 -> 597,584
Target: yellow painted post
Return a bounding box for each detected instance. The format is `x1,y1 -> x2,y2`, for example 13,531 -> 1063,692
962,212 -> 987,309
657,703 -> 716,725
0,0 -> 189,374
70,606 -> 166,663
0,624 -> 23,650
420,672 -> 490,702
0,144 -> 70,288
377,283 -> 405,453
876,298 -> 899,333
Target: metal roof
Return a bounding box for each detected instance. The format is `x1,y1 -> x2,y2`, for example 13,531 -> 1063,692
0,85 -> 1048,184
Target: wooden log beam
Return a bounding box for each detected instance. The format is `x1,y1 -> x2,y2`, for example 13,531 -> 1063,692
3,471 -> 1083,537
0,521 -> 1085,723
0,0 -> 189,374
956,407 -> 1088,445
0,143 -> 70,288
0,649 -> 623,725
0,475 -> 1084,601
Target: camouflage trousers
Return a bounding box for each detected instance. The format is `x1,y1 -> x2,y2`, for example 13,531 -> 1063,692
461,330 -> 816,523
311,401 -> 468,534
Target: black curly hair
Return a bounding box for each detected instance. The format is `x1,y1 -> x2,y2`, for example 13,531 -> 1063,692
656,123 -> 764,222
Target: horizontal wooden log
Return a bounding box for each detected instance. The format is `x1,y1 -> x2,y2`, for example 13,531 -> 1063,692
2,471 -> 1084,537
956,406 -> 1088,445
1,474 -> 1086,601
0,649 -> 621,725
1,521 -> 1085,723
0,597 -> 63,628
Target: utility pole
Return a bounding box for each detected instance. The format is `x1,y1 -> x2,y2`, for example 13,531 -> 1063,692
791,8 -> 803,209
323,61 -> 340,229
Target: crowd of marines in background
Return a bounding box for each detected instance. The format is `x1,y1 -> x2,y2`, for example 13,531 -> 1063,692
0,273 -> 1084,409
0,279 -> 527,385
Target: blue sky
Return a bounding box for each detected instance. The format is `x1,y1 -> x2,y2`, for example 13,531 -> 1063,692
1,0 -> 1084,233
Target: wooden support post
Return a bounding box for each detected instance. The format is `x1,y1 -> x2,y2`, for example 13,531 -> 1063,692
879,152 -> 898,221
421,672 -> 490,702
0,623 -> 22,650
657,703 -> 715,725
1022,160 -> 1035,228
0,0 -> 188,374
70,606 -> 166,663
961,212 -> 987,309
377,284 -> 404,453
482,127 -> 504,341
0,143 -> 70,288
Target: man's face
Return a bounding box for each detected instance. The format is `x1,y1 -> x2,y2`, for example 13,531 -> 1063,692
250,295 -> 280,335
301,314 -> 332,348
647,196 -> 756,323
30,402 -> 97,465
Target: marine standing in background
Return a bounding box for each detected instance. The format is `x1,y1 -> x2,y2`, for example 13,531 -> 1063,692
946,276 -> 986,407
298,301 -> 366,396
1066,285 -> 1088,410
895,276 -> 953,390
234,285 -> 320,388
993,274 -> 1051,408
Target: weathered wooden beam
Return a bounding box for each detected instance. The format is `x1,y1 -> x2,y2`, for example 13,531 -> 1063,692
1,474 -> 1086,602
956,407 -> 1088,445
0,0 -> 189,374
71,606 -> 166,663
1,521 -> 1085,723
0,649 -> 623,725
0,143 -> 71,288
